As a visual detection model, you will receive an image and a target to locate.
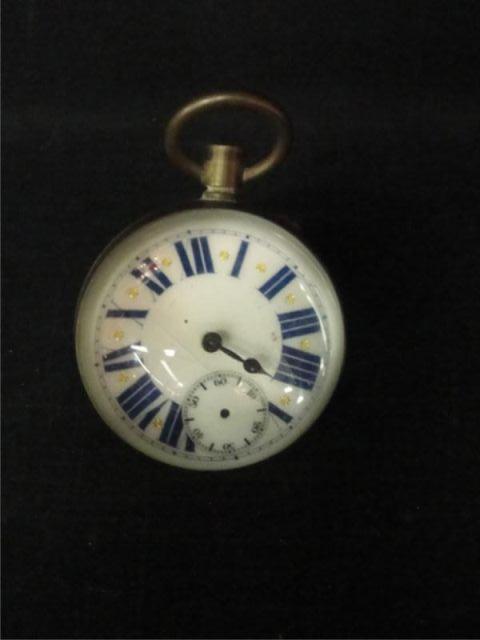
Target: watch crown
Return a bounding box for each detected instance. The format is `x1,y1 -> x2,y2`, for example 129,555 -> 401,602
201,144 -> 243,202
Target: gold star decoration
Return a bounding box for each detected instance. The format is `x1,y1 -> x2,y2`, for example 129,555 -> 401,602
219,250 -> 230,261
152,417 -> 164,429
300,338 -> 311,350
279,395 -> 291,407
285,293 -> 296,305
113,329 -> 124,341
127,287 -> 139,299
256,262 -> 267,273
117,372 -> 131,383
161,257 -> 172,267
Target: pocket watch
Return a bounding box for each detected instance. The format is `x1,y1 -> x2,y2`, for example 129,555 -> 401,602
75,92 -> 345,470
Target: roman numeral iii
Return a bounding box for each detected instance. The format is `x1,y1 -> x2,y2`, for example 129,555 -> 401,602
277,307 -> 320,339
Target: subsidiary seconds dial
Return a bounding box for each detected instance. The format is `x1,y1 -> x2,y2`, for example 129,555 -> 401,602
184,371 -> 268,455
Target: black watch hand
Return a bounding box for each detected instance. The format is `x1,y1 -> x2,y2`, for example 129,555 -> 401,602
243,357 -> 272,377
202,332 -> 245,362
202,332 -> 272,377
219,344 -> 245,364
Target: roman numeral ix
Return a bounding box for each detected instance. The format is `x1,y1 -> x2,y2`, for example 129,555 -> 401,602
102,342 -> 144,372
106,309 -> 149,319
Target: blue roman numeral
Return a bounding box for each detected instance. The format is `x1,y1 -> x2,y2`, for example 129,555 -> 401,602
259,265 -> 296,300
153,401 -> 195,451
103,342 -> 144,372
117,373 -> 162,419
175,236 -> 214,277
131,257 -> 172,296
158,401 -> 184,447
268,402 -> 293,424
116,375 -> 195,452
106,309 -> 149,319
277,307 -> 320,339
274,345 -> 321,390
231,240 -> 249,277
138,401 -> 165,430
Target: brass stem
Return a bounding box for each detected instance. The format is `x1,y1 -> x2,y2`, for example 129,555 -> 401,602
201,145 -> 243,202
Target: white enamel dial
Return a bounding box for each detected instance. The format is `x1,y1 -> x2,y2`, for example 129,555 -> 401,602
75,207 -> 345,470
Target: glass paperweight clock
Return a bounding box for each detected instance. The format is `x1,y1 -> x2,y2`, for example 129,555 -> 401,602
75,92 -> 345,470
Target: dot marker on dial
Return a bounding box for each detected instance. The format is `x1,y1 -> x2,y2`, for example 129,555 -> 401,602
279,395 -> 291,407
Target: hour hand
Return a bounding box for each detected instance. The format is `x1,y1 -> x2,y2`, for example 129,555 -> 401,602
220,344 -> 245,364
201,332 -> 272,377
244,358 -> 272,377
202,332 -> 244,363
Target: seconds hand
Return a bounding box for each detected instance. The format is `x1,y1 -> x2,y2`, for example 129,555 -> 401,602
202,332 -> 272,377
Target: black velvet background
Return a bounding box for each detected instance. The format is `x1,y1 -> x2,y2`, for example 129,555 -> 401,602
3,1 -> 480,638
